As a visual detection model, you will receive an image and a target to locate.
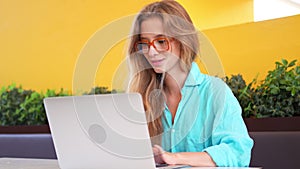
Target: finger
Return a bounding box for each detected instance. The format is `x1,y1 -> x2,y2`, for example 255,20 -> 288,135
152,146 -> 160,155
154,145 -> 165,153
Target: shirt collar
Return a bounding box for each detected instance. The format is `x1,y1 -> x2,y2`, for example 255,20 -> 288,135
184,62 -> 204,87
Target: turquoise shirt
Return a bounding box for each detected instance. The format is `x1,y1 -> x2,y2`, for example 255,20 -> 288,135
161,62 -> 253,167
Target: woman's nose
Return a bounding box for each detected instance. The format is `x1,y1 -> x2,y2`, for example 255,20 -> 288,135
148,45 -> 159,57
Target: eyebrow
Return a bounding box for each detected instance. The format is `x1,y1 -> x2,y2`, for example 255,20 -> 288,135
140,34 -> 166,40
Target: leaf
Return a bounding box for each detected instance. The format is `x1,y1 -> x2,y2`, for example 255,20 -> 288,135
0,86 -> 6,96
275,61 -> 282,66
286,87 -> 292,91
291,88 -> 296,96
282,58 -> 288,66
296,66 -> 300,74
270,87 -> 279,95
288,60 -> 296,67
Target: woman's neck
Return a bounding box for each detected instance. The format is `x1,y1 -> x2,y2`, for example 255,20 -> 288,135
163,68 -> 188,95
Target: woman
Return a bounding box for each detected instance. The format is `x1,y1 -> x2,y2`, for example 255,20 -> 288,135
127,0 -> 253,167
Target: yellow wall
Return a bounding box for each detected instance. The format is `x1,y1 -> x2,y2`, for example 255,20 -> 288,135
5,0 -> 297,93
0,0 -> 157,92
178,0 -> 253,30
203,14 -> 300,84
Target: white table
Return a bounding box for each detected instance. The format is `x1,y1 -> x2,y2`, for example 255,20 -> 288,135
0,158 -> 262,169
0,158 -> 58,169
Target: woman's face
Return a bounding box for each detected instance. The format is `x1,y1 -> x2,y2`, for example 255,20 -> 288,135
139,17 -> 181,73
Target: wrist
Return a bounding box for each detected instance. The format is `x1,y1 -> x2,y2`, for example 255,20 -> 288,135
173,152 -> 186,165
172,152 -> 216,167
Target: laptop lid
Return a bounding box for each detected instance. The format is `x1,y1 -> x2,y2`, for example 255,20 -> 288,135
44,93 -> 157,169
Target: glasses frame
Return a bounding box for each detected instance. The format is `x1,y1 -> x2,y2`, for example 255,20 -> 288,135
135,37 -> 170,54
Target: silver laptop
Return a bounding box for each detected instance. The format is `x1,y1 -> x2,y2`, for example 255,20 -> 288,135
44,93 -> 186,169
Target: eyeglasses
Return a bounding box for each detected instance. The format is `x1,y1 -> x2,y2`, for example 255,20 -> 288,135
135,37 -> 170,54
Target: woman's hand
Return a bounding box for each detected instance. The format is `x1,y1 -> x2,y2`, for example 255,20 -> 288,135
153,145 -> 178,165
152,144 -> 216,167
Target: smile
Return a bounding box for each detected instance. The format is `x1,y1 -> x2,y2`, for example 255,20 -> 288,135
150,59 -> 165,66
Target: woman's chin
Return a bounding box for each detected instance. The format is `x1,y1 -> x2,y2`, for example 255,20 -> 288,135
153,67 -> 165,73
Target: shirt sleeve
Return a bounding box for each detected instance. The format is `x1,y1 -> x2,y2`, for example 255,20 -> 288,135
202,79 -> 254,167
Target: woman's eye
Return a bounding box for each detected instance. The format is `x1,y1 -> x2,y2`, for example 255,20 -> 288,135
157,40 -> 166,44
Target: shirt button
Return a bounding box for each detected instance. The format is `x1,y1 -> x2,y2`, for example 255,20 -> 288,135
171,129 -> 175,133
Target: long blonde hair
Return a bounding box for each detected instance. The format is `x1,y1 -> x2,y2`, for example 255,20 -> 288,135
128,0 -> 199,139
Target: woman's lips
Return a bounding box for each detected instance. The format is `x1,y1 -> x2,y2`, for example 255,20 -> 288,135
151,59 -> 164,66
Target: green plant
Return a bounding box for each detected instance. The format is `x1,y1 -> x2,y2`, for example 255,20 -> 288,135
0,84 -> 34,125
0,84 -> 70,126
252,59 -> 300,117
84,86 -> 117,95
225,59 -> 300,118
0,84 -> 117,126
223,74 -> 256,118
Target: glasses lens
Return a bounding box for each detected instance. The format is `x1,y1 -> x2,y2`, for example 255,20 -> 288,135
154,38 -> 169,52
136,43 -> 149,54
135,38 -> 169,54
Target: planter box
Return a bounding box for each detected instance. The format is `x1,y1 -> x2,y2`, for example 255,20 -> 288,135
0,133 -> 57,159
244,116 -> 300,132
0,125 -> 50,134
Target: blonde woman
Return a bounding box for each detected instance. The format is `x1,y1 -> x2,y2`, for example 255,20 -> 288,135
127,0 -> 253,167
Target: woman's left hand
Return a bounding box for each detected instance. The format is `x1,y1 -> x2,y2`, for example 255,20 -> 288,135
153,145 -> 217,167
153,145 -> 178,165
